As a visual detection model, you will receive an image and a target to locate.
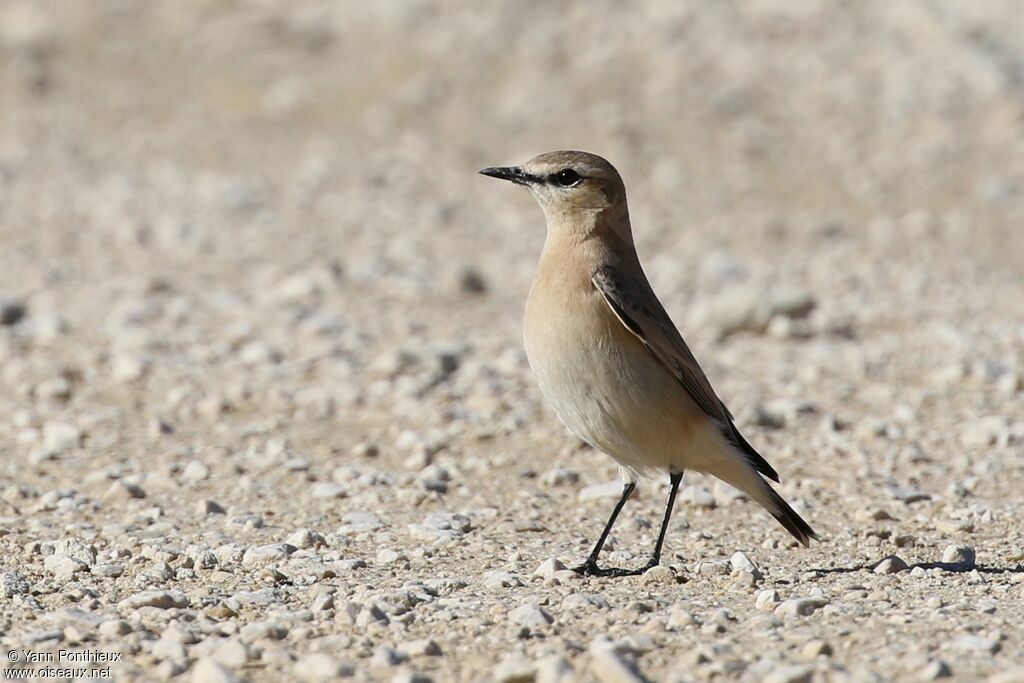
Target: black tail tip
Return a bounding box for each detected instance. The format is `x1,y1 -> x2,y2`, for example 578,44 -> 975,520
769,490 -> 818,547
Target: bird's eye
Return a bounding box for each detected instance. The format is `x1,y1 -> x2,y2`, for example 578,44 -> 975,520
551,169 -> 582,187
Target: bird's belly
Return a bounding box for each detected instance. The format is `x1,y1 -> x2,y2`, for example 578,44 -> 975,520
525,312 -> 700,471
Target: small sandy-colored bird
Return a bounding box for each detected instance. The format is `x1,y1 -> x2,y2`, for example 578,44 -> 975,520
481,151 -> 817,577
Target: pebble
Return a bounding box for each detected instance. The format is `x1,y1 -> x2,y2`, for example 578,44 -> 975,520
42,420 -> 81,453
493,653 -> 536,683
0,547 -> 25,579
242,543 -> 297,566
775,597 -> 829,617
951,635 -> 1000,654
212,639 -> 250,667
756,589 -> 780,610
579,480 -> 627,501
541,467 -> 580,487
483,571 -> 524,588
44,553 -> 88,580
874,555 -> 909,574
103,479 -> 146,501
391,673 -> 434,683
730,551 -> 763,579
764,664 -> 813,683
960,416 -> 1008,448
401,638 -> 441,656
372,644 -> 408,666
191,658 -> 242,683
120,590 -> 190,610
408,512 -> 471,543
197,499 -> 227,515
510,603 -> 554,628
312,482 -> 348,499
589,640 -> 647,683
295,653 -> 353,680
534,557 -> 568,578
802,639 -> 833,657
679,484 -> 716,508
287,528 -> 327,548
918,659 -> 953,680
941,544 -> 976,568
0,299 -> 27,325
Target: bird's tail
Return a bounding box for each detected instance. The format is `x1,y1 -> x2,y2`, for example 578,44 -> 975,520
707,450 -> 818,547
762,485 -> 818,547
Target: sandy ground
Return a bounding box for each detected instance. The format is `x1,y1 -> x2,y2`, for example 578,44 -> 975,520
2,2 -> 1024,682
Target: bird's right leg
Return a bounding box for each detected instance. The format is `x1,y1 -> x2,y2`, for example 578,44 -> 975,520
572,481 -> 636,577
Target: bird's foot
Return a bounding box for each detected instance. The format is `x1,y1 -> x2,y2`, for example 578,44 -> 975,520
571,558 -> 660,578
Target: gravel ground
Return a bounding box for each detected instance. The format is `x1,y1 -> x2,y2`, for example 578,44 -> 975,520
2,2 -> 1024,682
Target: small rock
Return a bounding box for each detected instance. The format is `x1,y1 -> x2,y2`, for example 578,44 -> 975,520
679,484 -> 715,508
756,589 -> 780,610
181,460 -> 211,482
941,544 -> 976,568
764,664 -> 812,683
402,638 -> 441,657
483,571 -> 523,589
918,659 -> 952,680
579,480 -> 628,501
371,644 -> 408,666
541,467 -> 580,487
239,621 -> 288,642
44,554 -> 88,580
494,653 -> 536,683
667,606 -> 694,629
211,639 -> 249,667
0,299 -> 27,326
960,416 -> 1008,448
951,635 -> 1000,654
730,551 -> 763,580
42,420 -> 81,453
801,639 -> 833,657
768,286 -> 817,319
197,499 -> 226,515
873,555 -> 909,574
191,657 -> 242,683
535,655 -> 574,683
0,569 -> 30,597
533,558 -> 568,579
295,653 -> 352,680
459,267 -> 488,294
104,480 -> 146,501
510,603 -> 553,628
886,484 -> 931,504
312,482 -> 348,499
98,620 -> 132,638
242,543 -> 297,566
287,528 -> 327,549
775,597 -> 829,617
120,590 -> 190,610
640,565 -> 676,585
589,641 -> 647,683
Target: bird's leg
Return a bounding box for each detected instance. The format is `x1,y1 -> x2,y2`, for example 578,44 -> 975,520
572,481 -> 637,577
643,471 -> 683,570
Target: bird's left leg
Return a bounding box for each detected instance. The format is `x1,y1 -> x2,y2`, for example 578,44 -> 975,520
643,470 -> 683,570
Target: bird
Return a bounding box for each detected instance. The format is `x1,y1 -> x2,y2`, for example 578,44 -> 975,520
480,150 -> 817,577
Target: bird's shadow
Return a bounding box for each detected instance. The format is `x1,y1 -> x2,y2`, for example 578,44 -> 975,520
805,562 -> 1024,575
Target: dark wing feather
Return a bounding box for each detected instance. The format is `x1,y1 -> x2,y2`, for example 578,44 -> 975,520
591,264 -> 779,483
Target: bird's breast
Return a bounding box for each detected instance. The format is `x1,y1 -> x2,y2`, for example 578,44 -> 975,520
524,272 -> 668,450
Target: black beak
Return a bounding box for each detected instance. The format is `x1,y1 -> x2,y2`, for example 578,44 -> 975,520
479,166 -> 530,185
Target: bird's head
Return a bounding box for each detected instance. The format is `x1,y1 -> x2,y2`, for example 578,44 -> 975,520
480,151 -> 627,220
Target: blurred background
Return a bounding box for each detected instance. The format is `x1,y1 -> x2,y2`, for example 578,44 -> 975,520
2,0 -> 1023,444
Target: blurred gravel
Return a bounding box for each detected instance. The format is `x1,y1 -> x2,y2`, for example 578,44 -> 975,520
2,2 -> 1024,682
